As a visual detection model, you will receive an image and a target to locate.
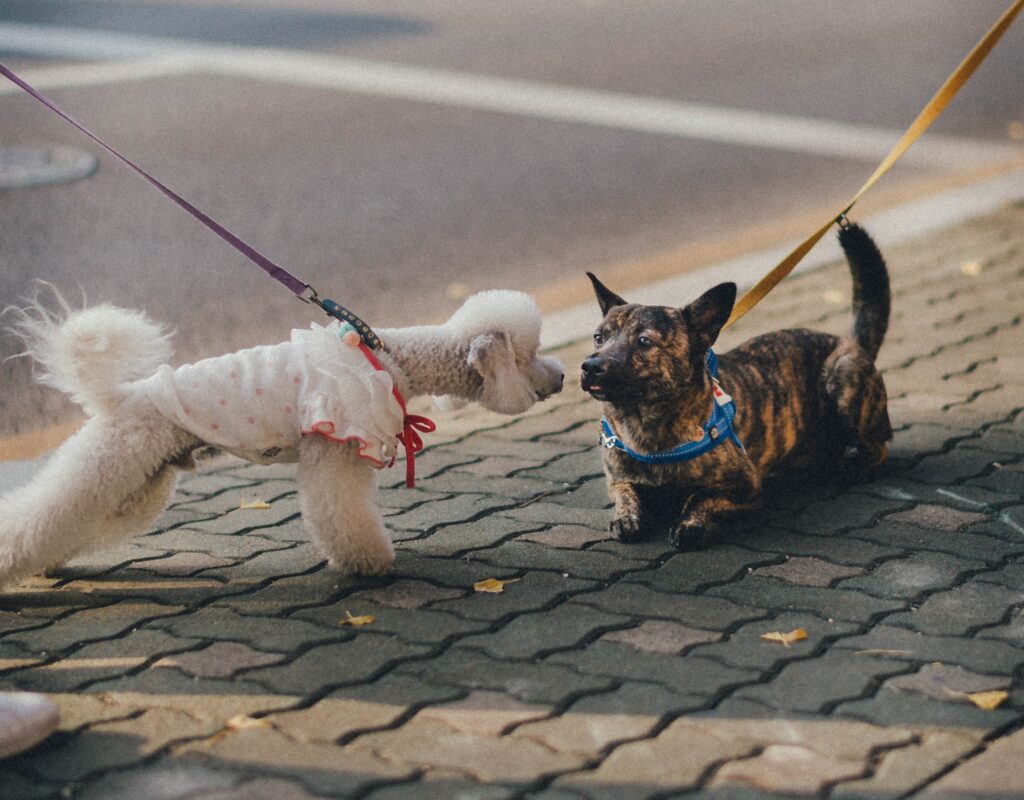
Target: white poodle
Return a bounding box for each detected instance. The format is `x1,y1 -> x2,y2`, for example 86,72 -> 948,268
0,290 -> 563,586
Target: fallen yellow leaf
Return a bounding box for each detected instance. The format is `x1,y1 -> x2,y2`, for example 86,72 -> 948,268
339,610 -> 375,627
239,500 -> 272,510
943,688 -> 1009,710
473,577 -> 520,594
760,628 -> 808,647
960,260 -> 983,277
966,690 -> 1009,710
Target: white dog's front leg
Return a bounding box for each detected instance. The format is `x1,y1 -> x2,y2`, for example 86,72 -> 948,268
297,436 -> 394,575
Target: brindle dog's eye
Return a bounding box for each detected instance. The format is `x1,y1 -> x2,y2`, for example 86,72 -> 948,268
593,332 -> 604,346
638,335 -> 654,348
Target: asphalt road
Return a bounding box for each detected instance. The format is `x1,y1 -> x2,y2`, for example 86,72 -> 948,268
1,0 -> 1022,438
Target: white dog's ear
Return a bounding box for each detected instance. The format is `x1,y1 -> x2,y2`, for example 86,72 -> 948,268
431,394 -> 469,412
468,331 -> 536,414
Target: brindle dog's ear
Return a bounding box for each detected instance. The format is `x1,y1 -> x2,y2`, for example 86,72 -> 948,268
680,282 -> 737,353
587,273 -> 628,316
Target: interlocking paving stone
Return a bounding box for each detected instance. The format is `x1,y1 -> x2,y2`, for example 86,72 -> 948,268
837,683 -> 1018,732
622,545 -> 779,592
139,527 -> 294,558
396,648 -> 616,705
129,551 -> 238,576
784,494 -> 910,536
499,501 -> 610,530
354,578 -> 465,609
351,715 -> 588,783
849,519 -> 1024,565
886,662 -> 1010,701
70,760 -> 242,800
835,624 -> 1024,675
149,606 -> 349,652
887,423 -> 973,458
365,778 -> 516,800
547,641 -> 759,698
153,641 -> 286,679
9,628 -> 200,693
728,527 -> 907,566
178,729 -> 415,796
883,580 -> 1024,636
517,525 -> 612,549
906,447 -> 1005,485
467,540 -> 651,580
707,576 -> 905,623
297,603 -> 487,646
415,690 -> 551,737
599,620 -> 721,654
731,650 -> 912,713
571,582 -> 765,631
268,673 -> 462,743
689,613 -> 859,672
428,570 -> 596,622
242,635 -> 428,696
836,551 -> 987,600
455,602 -> 633,660
753,556 -> 864,587
401,514 -> 540,556
385,494 -> 498,532
3,600 -> 186,655
420,470 -> 563,500
968,461 -> 1024,494
914,728 -> 1024,800
832,730 -> 981,800
709,743 -> 868,795
884,504 -> 991,531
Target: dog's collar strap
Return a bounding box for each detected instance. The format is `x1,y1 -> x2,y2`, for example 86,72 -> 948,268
599,349 -> 745,464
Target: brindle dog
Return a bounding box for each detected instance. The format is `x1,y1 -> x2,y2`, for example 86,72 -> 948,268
581,224 -> 892,549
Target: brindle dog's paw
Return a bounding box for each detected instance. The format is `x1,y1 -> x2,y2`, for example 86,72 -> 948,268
610,515 -> 645,543
670,521 -> 708,551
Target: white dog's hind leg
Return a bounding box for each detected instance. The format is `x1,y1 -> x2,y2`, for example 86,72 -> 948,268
0,408 -> 197,587
297,437 -> 393,575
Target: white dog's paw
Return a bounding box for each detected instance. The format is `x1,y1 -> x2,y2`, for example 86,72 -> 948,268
328,550 -> 394,576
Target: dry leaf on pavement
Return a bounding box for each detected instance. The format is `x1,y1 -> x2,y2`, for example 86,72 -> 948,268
760,628 -> 808,647
943,688 -> 1009,710
239,500 -> 272,510
473,577 -> 520,594
339,610 -> 375,626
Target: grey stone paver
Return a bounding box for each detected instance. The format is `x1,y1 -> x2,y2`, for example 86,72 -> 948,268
4,204 -> 1024,797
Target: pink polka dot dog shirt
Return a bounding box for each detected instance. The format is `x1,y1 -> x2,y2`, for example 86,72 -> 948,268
138,321 -> 405,466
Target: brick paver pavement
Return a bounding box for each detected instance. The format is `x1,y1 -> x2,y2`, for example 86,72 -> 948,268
2,202 -> 1023,799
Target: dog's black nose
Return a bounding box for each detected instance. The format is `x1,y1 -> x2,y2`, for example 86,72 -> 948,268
581,357 -> 604,380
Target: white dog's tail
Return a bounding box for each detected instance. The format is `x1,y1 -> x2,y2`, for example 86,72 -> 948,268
7,294 -> 172,416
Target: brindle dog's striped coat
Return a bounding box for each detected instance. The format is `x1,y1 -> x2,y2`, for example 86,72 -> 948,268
581,224 -> 892,549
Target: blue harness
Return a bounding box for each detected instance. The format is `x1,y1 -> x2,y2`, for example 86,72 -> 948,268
599,349 -> 745,464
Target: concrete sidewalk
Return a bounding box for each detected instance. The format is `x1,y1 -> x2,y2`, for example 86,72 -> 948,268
2,202 -> 1023,799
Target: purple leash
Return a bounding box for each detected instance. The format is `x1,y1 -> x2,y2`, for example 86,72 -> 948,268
0,62 -> 383,350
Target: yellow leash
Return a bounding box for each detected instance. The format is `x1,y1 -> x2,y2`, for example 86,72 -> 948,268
724,0 -> 1024,330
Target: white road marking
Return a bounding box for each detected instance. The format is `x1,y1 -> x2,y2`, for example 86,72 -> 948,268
1,22 -> 1019,168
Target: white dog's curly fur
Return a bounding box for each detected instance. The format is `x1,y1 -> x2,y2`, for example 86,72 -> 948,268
0,290 -> 563,587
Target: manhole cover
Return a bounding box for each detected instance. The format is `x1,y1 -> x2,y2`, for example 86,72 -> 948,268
0,145 -> 98,190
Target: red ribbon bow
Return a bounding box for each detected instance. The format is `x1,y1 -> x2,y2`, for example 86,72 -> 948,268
398,413 -> 437,488
358,342 -> 436,488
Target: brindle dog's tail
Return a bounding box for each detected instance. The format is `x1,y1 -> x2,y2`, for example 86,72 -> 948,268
839,223 -> 890,361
